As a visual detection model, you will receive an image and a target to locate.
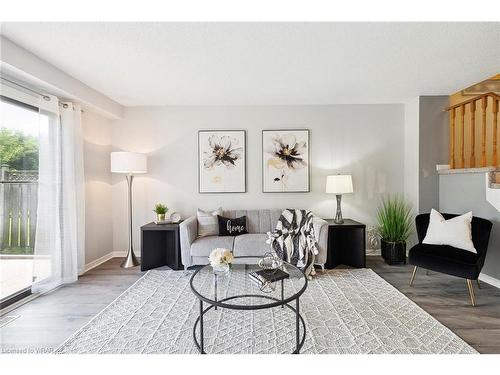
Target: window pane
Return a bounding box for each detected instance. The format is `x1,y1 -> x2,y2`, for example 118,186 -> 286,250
0,98 -> 40,301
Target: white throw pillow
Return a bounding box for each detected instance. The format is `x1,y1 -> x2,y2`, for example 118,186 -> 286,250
422,209 -> 476,253
197,207 -> 223,237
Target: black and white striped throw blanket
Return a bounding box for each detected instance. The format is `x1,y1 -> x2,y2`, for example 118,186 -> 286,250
266,209 -> 318,278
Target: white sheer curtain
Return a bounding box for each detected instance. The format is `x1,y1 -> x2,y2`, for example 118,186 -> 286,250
60,102 -> 85,278
32,98 -> 85,293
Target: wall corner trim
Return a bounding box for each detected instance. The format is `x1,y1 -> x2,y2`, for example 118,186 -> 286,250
83,251 -> 135,273
479,272 -> 500,289
1,36 -> 124,120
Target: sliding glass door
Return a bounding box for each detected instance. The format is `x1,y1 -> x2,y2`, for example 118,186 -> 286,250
0,96 -> 45,306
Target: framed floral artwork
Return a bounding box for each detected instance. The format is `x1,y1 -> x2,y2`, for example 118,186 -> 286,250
262,129 -> 310,193
198,130 -> 246,193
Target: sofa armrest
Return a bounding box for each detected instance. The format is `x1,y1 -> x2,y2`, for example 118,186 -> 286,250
180,215 -> 198,269
312,216 -> 329,265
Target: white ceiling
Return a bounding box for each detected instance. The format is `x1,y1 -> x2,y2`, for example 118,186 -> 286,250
1,22 -> 499,106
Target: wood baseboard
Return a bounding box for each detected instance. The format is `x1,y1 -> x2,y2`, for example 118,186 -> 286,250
83,251 -> 141,273
83,252 -> 115,273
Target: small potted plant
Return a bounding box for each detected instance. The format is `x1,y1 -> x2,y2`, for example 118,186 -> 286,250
153,203 -> 168,222
376,196 -> 413,265
208,248 -> 234,275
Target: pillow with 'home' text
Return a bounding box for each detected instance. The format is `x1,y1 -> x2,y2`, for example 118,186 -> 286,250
218,215 -> 248,236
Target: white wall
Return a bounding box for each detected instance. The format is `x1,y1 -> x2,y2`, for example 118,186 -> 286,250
403,98 -> 420,247
404,98 -> 419,211
418,96 -> 449,214
82,111 -> 114,265
110,105 -> 405,254
439,173 -> 500,282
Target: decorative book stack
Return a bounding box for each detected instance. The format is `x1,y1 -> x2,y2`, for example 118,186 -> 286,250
249,269 -> 289,287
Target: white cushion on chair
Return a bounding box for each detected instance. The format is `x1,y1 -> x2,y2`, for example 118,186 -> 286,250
423,209 -> 476,254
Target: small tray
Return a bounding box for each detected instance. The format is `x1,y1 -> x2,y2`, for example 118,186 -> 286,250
154,220 -> 172,225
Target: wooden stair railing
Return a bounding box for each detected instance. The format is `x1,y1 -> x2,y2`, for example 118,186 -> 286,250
446,92 -> 500,169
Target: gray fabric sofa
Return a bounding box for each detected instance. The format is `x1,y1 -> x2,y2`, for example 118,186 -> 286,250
179,209 -> 329,270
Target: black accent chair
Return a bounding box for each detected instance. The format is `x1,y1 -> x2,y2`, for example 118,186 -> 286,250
408,213 -> 493,306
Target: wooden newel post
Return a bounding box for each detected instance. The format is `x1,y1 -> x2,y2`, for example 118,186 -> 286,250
469,101 -> 476,168
493,99 -> 498,167
460,104 -> 465,168
481,97 -> 488,167
449,108 -> 455,169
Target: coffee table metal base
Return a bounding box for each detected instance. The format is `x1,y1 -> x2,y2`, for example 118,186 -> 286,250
193,294 -> 306,354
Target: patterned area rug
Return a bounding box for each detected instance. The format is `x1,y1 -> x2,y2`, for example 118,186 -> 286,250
55,269 -> 476,354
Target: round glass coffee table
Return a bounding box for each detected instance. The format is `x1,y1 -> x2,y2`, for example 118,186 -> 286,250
190,256 -> 308,354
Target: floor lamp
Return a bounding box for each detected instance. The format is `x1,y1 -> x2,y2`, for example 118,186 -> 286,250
111,152 -> 148,268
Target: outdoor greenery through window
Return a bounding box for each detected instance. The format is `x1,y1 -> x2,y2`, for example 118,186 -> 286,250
0,96 -> 41,301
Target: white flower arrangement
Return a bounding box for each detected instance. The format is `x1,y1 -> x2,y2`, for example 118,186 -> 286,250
208,248 -> 234,267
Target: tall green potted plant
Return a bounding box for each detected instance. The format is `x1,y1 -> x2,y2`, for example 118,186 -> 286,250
376,196 -> 413,265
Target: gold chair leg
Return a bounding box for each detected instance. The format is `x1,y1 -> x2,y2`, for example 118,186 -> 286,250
466,279 -> 476,307
409,266 -> 418,286
477,279 -> 481,289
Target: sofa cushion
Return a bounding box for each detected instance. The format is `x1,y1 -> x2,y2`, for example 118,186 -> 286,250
233,234 -> 271,257
223,209 -> 284,234
409,243 -> 480,279
197,207 -> 222,237
191,236 -> 234,257
218,215 -> 248,236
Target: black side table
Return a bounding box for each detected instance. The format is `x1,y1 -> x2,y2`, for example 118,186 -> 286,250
325,219 -> 366,269
140,222 -> 183,271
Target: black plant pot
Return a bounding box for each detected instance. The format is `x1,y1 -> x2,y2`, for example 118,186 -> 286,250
381,239 -> 406,265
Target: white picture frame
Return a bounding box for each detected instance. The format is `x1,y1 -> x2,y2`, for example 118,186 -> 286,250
262,129 -> 310,193
198,130 -> 246,193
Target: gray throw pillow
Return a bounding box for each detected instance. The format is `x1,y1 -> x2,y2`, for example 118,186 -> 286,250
197,207 -> 223,237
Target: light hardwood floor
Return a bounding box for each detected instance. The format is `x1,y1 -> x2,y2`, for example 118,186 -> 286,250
370,257 -> 500,354
1,256 -> 499,353
0,258 -> 146,353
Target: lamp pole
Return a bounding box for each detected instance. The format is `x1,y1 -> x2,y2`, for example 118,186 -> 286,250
110,152 -> 147,269
121,174 -> 140,268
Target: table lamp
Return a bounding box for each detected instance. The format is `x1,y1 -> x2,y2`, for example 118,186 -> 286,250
111,152 -> 147,268
326,175 -> 353,224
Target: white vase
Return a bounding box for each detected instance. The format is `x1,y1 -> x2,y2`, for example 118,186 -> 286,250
212,263 -> 230,275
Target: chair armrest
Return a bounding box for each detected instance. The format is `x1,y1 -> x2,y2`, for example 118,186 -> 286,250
179,216 -> 198,268
312,215 -> 329,265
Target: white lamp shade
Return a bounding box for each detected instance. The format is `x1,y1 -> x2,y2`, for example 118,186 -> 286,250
111,152 -> 147,174
326,175 -> 353,194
